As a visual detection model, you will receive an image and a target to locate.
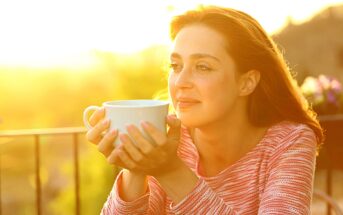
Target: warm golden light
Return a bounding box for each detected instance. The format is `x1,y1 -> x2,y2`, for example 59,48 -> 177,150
0,0 -> 341,68
0,3 -> 341,213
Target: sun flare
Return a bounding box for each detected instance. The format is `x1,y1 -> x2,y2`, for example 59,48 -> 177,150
0,0 -> 341,68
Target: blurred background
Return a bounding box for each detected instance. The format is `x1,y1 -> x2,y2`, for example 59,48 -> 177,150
0,0 -> 342,214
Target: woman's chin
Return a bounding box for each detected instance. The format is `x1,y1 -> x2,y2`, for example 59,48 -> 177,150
177,113 -> 202,128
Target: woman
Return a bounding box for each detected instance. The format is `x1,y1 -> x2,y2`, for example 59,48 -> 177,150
86,5 -> 323,214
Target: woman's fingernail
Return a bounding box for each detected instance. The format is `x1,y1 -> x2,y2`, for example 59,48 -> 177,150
167,115 -> 176,120
111,129 -> 117,136
125,124 -> 133,131
140,121 -> 149,128
119,133 -> 128,142
107,153 -> 114,163
103,119 -> 109,126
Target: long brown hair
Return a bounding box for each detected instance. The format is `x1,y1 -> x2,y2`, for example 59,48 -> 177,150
170,6 -> 323,146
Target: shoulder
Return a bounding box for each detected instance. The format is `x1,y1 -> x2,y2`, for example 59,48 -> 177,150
261,121 -> 318,179
263,121 -> 317,153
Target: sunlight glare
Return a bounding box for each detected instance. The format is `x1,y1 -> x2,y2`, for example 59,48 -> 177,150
0,0 -> 341,68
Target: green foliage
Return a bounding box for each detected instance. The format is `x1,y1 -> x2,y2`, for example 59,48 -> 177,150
0,45 -> 169,214
0,46 -> 169,130
47,141 -> 118,215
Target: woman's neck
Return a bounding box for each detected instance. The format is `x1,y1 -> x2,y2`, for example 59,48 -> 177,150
193,115 -> 267,176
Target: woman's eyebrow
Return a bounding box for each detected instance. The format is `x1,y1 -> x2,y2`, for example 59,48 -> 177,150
170,53 -> 181,59
190,53 -> 221,62
170,52 -> 220,62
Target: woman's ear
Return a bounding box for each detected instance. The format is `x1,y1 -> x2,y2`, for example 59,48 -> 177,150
238,70 -> 260,96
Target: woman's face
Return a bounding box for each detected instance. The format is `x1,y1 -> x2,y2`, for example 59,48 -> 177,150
168,24 -> 243,128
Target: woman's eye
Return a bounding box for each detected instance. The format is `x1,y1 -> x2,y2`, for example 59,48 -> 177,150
169,63 -> 182,73
196,64 -> 212,72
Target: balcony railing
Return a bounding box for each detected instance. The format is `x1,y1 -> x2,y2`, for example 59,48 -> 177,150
0,127 -> 87,215
0,125 -> 342,215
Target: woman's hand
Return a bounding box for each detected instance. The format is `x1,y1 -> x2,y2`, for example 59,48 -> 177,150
85,108 -> 149,201
108,115 -> 199,204
107,114 -> 182,177
85,107 -> 143,169
85,107 -> 118,157
85,107 -> 144,171
85,108 -> 182,177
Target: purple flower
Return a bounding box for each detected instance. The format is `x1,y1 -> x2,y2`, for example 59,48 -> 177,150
331,79 -> 342,94
326,91 -> 337,104
301,74 -> 343,114
318,75 -> 331,90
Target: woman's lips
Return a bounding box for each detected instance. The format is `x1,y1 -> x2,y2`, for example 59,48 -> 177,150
177,99 -> 200,109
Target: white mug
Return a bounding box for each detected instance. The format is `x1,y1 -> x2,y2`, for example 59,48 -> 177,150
83,99 -> 169,145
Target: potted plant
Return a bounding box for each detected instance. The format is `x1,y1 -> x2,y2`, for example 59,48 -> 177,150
301,75 -> 343,169
301,75 -> 343,116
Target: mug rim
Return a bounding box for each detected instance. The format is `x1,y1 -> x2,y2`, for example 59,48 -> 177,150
103,99 -> 169,108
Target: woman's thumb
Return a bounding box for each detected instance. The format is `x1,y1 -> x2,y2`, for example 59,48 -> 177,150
166,114 -> 181,139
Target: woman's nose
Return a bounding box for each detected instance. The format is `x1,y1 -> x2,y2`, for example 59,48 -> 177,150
175,67 -> 193,88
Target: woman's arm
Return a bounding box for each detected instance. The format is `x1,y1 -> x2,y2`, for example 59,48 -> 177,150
120,170 -> 148,202
258,125 -> 317,214
154,159 -> 198,204
85,108 -> 151,214
109,115 -> 241,214
101,170 -> 150,215
156,125 -> 317,214
155,160 -> 239,214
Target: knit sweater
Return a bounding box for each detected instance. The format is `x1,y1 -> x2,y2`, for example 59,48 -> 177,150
101,121 -> 317,214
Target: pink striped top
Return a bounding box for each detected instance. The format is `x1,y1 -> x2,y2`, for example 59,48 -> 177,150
101,121 -> 317,214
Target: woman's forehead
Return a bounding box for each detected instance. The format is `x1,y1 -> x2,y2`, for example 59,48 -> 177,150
171,25 -> 229,60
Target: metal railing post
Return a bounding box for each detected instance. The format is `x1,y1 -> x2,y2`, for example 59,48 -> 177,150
0,127 -> 86,215
327,168 -> 333,215
34,135 -> 41,215
0,152 -> 2,215
73,133 -> 80,215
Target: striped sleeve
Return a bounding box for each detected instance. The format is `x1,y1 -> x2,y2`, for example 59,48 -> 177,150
100,171 -> 149,215
258,125 -> 317,215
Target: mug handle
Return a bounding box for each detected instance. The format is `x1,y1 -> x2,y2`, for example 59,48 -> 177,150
83,106 -> 101,130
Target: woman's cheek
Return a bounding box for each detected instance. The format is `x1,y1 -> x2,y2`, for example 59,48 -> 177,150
168,75 -> 177,106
